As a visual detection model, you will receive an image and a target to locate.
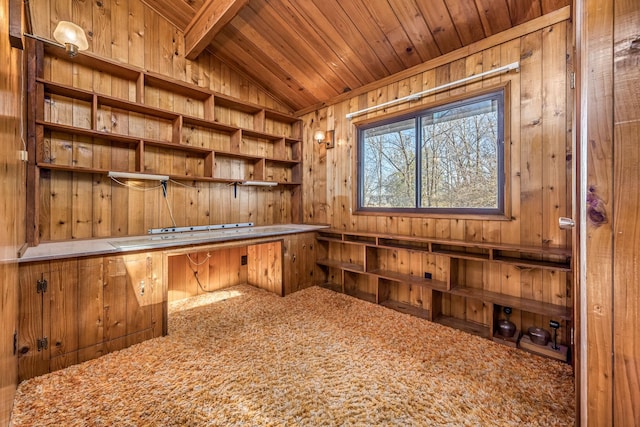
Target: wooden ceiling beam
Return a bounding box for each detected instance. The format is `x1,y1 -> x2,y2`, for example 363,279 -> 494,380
184,0 -> 249,60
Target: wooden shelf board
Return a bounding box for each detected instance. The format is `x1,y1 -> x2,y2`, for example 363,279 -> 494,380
316,259 -> 364,273
431,248 -> 490,262
38,163 -> 110,174
241,129 -> 285,142
434,315 -> 491,339
317,232 -> 344,240
182,115 -> 239,133
144,73 -> 212,101
377,241 -> 430,252
284,137 -> 302,145
380,300 -> 431,320
368,269 -> 449,292
450,286 -> 572,320
97,94 -> 179,121
143,140 -> 212,155
39,79 -> 95,102
321,229 -> 572,258
519,335 -> 569,362
492,255 -> 571,272
316,236 -> 346,244
264,157 -> 300,166
264,109 -> 299,124
44,45 -> 141,80
214,94 -> 264,114
39,121 -> 141,145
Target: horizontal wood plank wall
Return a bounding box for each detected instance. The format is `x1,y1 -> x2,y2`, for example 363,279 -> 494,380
0,0 -> 25,421
302,20 -> 573,338
31,0 -> 296,241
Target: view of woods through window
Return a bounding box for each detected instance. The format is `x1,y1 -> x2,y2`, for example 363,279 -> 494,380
358,90 -> 504,215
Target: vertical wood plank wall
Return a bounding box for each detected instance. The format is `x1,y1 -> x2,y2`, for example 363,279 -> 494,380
302,19 -> 573,338
168,247 -> 248,302
30,0 -> 297,242
0,0 -> 26,422
579,0 -> 640,425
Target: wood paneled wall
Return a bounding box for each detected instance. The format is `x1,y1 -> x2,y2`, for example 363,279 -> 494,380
1,0 -> 26,422
168,247 -> 248,302
578,0 -> 640,424
30,0 -> 296,241
301,15 -> 573,334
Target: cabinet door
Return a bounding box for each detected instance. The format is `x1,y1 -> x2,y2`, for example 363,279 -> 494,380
104,257 -> 128,342
76,258 -> 104,350
48,259 -> 79,357
18,262 -> 50,381
283,233 -> 318,295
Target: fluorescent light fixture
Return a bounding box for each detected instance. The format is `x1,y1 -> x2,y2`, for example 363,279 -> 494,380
346,61 -> 520,120
241,181 -> 278,187
108,171 -> 169,181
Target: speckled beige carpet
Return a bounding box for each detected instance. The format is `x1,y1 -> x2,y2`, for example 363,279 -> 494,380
12,285 -> 575,426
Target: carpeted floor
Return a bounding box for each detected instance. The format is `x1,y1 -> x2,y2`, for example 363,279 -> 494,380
11,285 -> 575,426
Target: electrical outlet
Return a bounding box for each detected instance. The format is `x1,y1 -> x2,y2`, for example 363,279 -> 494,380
241,255 -> 248,265
140,280 -> 145,296
19,150 -> 28,162
424,272 -> 432,279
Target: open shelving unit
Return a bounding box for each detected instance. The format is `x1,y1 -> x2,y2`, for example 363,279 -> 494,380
26,40 -> 304,244
31,47 -> 302,185
316,229 -> 573,349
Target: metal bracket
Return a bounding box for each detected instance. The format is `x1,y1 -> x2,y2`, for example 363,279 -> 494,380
37,337 -> 48,351
37,276 -> 47,293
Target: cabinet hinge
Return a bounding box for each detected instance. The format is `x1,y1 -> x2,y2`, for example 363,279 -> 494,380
37,276 -> 47,293
13,331 -> 18,355
570,72 -> 576,89
37,337 -> 48,351
570,328 -> 574,346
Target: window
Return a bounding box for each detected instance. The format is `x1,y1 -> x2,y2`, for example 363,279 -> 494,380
357,88 -> 506,216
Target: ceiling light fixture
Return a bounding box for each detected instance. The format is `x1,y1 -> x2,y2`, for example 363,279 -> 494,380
52,21 -> 88,57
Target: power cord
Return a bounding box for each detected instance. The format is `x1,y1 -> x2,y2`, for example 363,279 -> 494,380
186,253 -> 216,293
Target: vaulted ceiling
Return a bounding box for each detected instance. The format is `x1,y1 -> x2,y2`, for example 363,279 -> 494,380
142,0 -> 570,113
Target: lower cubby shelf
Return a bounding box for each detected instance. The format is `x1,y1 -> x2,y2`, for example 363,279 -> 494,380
345,288 -> 377,303
379,300 -> 431,320
433,315 -> 491,339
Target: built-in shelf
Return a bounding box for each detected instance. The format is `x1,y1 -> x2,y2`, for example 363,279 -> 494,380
27,41 -> 305,244
32,55 -> 302,187
316,229 -> 573,350
316,258 -> 364,273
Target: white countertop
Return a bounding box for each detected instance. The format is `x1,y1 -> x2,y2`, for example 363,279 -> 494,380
20,224 -> 328,262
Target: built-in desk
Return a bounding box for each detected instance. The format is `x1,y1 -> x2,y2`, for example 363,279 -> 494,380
20,224 -> 326,262
17,224 -> 327,381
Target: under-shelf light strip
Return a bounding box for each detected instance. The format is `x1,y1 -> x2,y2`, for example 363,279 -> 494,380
241,181 -> 278,187
345,61 -> 520,120
108,171 -> 169,181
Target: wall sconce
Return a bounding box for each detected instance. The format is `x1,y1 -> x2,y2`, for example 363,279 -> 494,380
53,21 -> 88,57
314,130 -> 335,149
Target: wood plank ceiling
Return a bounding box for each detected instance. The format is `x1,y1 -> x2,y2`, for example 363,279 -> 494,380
142,0 -> 570,112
